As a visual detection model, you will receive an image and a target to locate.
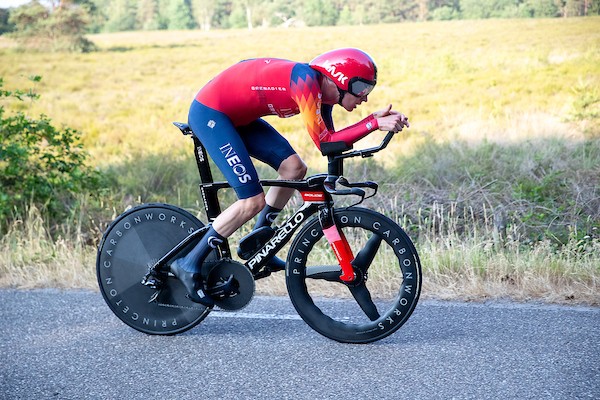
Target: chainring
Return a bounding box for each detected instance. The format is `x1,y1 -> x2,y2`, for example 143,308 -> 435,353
206,259 -> 255,311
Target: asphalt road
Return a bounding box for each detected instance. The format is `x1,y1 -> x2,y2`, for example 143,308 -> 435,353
0,289 -> 598,400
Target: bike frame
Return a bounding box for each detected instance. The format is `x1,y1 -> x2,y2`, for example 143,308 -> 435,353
152,123 -> 395,283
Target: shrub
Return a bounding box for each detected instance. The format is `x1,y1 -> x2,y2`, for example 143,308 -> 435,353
0,76 -> 104,229
7,1 -> 96,53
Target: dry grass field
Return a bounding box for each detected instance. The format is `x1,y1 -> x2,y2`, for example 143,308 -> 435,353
1,17 -> 599,304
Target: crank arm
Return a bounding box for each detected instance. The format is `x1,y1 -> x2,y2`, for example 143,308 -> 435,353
206,274 -> 238,298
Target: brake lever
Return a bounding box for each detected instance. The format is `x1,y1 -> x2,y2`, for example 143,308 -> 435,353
337,177 -> 378,190
324,177 -> 366,197
337,177 -> 379,202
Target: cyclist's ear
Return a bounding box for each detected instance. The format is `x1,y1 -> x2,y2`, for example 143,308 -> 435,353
320,77 -> 340,105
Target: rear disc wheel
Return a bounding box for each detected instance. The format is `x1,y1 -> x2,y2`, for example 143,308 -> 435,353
96,203 -> 219,335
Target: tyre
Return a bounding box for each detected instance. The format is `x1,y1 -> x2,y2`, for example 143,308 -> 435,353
96,203 -> 218,335
286,207 -> 421,343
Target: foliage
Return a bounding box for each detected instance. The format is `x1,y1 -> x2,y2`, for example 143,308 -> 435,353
385,137 -> 600,245
301,0 -> 339,27
2,0 -> 597,36
7,0 -> 96,52
0,8 -> 13,34
93,0 -> 600,30
0,76 -> 105,229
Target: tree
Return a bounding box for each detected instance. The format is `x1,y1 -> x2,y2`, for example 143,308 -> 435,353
228,2 -> 246,28
266,0 -> 299,27
104,0 -> 137,32
137,0 -> 160,30
9,0 -> 96,52
302,0 -> 339,26
337,4 -> 352,25
382,0 -> 420,22
0,8 -> 15,35
460,0 -> 491,18
242,0 -> 254,29
521,0 -> 559,17
558,0 -> 596,16
191,0 -> 215,31
165,0 -> 195,30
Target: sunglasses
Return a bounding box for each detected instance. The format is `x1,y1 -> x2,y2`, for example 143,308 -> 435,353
348,77 -> 376,97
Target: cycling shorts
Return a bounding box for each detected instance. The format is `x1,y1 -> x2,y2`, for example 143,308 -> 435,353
188,100 -> 296,199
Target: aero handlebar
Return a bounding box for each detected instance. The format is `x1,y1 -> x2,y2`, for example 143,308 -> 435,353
334,131 -> 395,161
323,131 -> 395,198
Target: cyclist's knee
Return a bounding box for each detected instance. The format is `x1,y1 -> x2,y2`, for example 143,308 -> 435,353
239,193 -> 266,218
279,155 -> 307,180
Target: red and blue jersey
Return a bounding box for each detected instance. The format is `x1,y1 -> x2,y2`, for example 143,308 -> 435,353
195,58 -> 378,150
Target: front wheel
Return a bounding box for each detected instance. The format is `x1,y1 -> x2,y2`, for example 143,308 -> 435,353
286,207 -> 421,343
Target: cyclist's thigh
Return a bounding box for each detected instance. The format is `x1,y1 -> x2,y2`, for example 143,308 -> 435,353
188,100 -> 263,199
238,119 -> 297,170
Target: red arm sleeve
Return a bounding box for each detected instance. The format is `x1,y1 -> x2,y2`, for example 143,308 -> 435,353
290,65 -> 378,150
329,114 -> 379,146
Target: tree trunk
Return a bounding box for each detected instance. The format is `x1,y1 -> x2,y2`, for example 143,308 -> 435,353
246,5 -> 253,30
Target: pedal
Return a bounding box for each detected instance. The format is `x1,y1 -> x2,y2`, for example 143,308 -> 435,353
237,226 -> 275,259
206,274 -> 238,299
206,259 -> 255,311
141,272 -> 164,289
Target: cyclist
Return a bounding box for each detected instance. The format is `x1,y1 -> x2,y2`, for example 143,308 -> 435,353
170,48 -> 410,306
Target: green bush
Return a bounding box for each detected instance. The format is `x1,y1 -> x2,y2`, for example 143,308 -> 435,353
0,76 -> 104,228
8,1 -> 96,53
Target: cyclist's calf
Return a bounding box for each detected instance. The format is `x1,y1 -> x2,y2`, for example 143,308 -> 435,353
213,193 -> 266,237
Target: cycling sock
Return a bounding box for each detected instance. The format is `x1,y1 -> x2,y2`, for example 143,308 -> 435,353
179,226 -> 225,273
253,204 -> 286,270
253,204 -> 282,230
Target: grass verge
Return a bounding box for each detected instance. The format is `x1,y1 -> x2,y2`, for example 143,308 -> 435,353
1,205 -> 598,306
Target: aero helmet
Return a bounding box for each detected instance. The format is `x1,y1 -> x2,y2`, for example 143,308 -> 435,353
309,48 -> 378,100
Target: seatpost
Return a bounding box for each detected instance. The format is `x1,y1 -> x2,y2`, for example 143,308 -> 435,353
193,136 -> 214,184
192,135 -> 222,222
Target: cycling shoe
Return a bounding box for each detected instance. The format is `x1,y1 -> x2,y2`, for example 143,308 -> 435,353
169,259 -> 214,308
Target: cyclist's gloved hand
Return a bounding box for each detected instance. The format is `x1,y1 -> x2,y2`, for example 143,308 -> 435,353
373,104 -> 409,133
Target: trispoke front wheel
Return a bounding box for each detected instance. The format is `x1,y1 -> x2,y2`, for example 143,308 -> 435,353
286,207 -> 421,344
348,284 -> 380,321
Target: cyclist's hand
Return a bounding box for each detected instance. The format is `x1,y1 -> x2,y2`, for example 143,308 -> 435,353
374,104 -> 409,133
373,104 -> 396,118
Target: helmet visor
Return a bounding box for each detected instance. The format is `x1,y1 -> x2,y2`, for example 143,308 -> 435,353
349,77 -> 376,97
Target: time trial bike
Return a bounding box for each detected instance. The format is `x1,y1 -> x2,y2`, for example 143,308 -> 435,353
96,122 -> 422,343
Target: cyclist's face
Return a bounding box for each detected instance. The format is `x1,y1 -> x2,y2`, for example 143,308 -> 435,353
340,92 -> 367,112
320,77 -> 368,111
